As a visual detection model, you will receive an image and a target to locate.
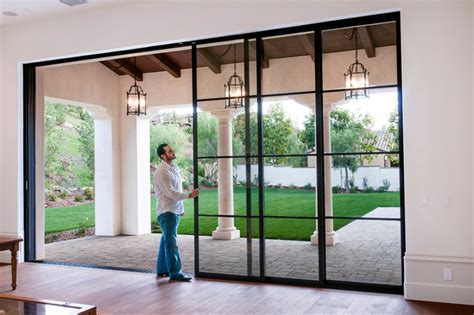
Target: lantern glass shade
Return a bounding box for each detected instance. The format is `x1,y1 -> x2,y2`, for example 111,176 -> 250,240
344,60 -> 369,100
127,83 -> 147,116
224,73 -> 245,109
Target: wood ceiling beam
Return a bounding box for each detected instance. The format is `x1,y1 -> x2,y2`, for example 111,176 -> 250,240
357,26 -> 375,58
147,54 -> 181,78
107,59 -> 143,81
249,42 -> 269,68
197,48 -> 221,74
298,34 -> 315,62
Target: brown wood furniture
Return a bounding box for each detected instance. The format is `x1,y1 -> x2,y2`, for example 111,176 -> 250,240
0,293 -> 96,314
0,237 -> 22,290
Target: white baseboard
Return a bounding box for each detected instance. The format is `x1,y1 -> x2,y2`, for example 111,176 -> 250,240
404,254 -> 474,305
405,281 -> 474,305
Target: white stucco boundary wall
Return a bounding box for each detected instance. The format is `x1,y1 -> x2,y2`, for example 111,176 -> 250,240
235,165 -> 400,191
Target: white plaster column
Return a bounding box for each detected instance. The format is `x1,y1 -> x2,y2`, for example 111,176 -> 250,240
93,112 -> 121,236
211,110 -> 240,240
120,114 -> 151,235
311,105 -> 339,246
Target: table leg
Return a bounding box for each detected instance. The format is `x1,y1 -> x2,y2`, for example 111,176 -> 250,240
10,246 -> 18,290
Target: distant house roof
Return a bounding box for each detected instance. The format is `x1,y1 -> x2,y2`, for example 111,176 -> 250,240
306,129 -> 395,154
373,130 -> 394,152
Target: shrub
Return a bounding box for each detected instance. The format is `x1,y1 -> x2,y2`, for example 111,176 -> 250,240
349,185 -> 359,193
59,191 -> 68,199
304,183 -> 313,190
362,177 -> 369,190
48,193 -> 57,201
332,186 -> 343,193
74,194 -> 84,202
84,187 -> 94,200
363,186 -> 375,193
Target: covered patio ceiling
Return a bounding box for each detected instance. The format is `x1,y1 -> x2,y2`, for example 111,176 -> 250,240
101,22 -> 396,80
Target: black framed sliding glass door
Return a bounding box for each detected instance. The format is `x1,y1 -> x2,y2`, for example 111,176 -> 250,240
192,12 -> 403,293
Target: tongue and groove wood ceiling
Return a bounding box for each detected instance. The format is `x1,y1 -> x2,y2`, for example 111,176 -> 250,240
101,22 -> 396,81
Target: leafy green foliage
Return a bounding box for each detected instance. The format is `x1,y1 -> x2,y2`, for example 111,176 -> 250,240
234,103 -> 306,166
44,102 -> 94,191
150,121 -> 192,185
330,107 -> 376,192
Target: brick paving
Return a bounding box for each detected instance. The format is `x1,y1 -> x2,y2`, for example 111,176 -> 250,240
45,207 -> 401,285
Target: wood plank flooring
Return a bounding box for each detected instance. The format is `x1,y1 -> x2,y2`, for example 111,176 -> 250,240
0,263 -> 472,314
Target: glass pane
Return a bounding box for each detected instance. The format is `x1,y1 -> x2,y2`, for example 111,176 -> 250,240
198,158 -> 260,217
235,158 -> 260,217
199,217 -> 260,277
326,219 -> 401,285
323,87 -> 399,154
262,94 -> 316,155
197,39 -> 256,100
326,153 -> 400,219
265,218 -> 319,280
263,157 -> 316,218
322,21 -> 398,91
262,31 -> 315,95
197,98 -> 258,157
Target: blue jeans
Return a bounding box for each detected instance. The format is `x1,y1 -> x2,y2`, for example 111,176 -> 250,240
156,212 -> 183,279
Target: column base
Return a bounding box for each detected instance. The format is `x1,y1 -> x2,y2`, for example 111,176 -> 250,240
212,227 -> 240,240
310,231 -> 339,246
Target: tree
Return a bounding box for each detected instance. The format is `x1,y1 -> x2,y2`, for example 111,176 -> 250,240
150,122 -> 192,185
330,107 -> 376,192
386,108 -> 399,166
74,108 -> 94,185
44,104 -> 65,190
234,103 -> 306,166
299,112 -> 315,151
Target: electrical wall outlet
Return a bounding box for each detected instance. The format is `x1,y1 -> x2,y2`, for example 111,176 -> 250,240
443,268 -> 452,281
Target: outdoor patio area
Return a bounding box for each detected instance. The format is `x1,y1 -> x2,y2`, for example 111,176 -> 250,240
44,207 -> 401,286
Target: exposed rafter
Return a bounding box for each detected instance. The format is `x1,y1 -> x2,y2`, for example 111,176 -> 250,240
298,34 -> 314,62
197,48 -> 221,74
249,42 -> 269,68
147,54 -> 181,78
357,26 -> 375,58
104,59 -> 143,81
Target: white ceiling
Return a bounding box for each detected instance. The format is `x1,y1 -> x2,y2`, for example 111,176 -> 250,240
0,0 -> 120,26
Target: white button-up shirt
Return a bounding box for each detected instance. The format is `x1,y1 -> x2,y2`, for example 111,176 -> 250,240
154,162 -> 189,217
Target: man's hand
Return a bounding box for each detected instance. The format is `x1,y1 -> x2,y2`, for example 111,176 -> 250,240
188,189 -> 199,199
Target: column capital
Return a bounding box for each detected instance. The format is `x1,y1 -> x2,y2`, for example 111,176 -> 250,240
209,109 -> 241,121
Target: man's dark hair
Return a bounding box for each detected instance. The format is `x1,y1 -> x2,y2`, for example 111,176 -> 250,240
157,143 -> 168,160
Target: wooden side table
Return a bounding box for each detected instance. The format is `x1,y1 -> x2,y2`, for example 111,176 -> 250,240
0,237 -> 23,290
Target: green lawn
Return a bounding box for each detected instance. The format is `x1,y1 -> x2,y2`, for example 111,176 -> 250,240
46,188 -> 400,240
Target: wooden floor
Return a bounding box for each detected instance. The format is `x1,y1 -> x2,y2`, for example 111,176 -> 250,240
0,263 -> 473,314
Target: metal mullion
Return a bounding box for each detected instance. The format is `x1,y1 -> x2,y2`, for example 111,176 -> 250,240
315,27 -> 326,284
322,84 -> 398,94
323,151 -> 399,156
256,36 -> 265,279
244,38 -> 253,277
261,90 -> 316,98
326,216 -> 401,221
197,95 -> 257,102
199,214 -> 257,219
197,155 -> 251,159
23,64 -> 36,261
263,215 -> 318,220
192,43 -> 199,275
396,14 -> 406,293
262,153 -> 317,158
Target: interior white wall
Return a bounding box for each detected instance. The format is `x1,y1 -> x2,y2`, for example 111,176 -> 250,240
0,0 -> 473,305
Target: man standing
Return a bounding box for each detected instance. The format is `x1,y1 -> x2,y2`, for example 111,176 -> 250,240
154,143 -> 199,281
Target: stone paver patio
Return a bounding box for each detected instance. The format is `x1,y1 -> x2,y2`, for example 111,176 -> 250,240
44,207 -> 401,286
